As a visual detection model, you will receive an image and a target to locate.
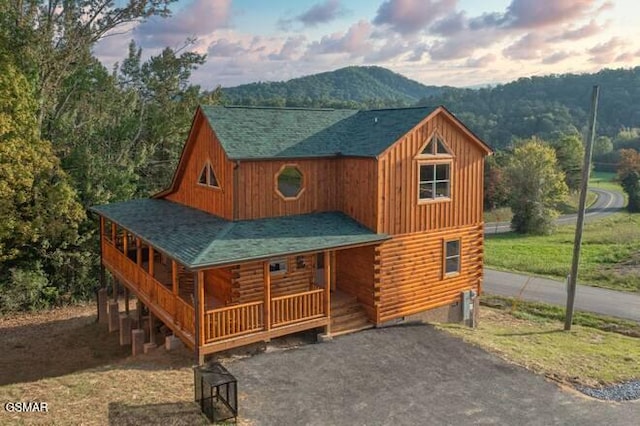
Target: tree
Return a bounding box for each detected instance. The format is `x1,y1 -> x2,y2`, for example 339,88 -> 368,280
621,172 -> 640,212
0,61 -> 85,312
484,154 -> 509,210
617,148 -> 640,180
593,135 -> 613,157
617,149 -> 640,212
505,139 -> 568,234
552,133 -> 584,192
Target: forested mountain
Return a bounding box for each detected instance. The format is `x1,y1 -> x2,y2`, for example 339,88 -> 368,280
222,66 -> 640,151
422,67 -> 640,149
221,66 -> 447,108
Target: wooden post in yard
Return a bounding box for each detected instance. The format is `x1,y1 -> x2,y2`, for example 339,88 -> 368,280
263,261 -> 271,333
324,250 -> 331,335
124,287 -> 130,316
565,85 -> 599,331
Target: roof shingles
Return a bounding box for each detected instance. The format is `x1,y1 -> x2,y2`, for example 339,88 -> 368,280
200,105 -> 437,159
91,199 -> 388,269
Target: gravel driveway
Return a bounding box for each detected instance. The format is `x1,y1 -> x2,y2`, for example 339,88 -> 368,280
226,324 -> 639,425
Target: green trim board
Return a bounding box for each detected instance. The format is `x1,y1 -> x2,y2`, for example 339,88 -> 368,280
200,105 -> 439,159
91,199 -> 388,269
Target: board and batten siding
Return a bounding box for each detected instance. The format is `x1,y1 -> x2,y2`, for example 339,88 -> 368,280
235,157 -> 378,230
376,112 -> 486,235
164,112 -> 234,220
375,224 -> 483,323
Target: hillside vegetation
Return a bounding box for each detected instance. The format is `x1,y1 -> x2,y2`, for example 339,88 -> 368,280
221,66 -> 447,108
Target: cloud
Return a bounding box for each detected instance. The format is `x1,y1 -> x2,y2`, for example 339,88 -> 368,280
503,0 -> 599,29
408,43 -> 429,62
588,37 -> 626,63
135,0 -> 231,48
552,19 -> 606,41
431,12 -> 466,36
503,33 -> 547,60
364,37 -> 408,63
428,28 -> 500,60
306,20 -> 373,57
207,38 -> 247,57
542,51 -> 573,64
373,0 -> 456,35
297,0 -> 345,26
465,54 -> 496,68
268,36 -> 307,60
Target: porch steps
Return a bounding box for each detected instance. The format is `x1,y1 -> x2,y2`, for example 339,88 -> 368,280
330,293 -> 373,336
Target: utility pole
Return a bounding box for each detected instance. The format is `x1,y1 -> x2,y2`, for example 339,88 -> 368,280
564,85 -> 600,331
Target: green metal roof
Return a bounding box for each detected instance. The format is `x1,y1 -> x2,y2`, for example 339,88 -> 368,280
200,105 -> 437,159
90,199 -> 388,269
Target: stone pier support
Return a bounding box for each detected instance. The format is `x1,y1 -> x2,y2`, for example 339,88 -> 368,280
119,315 -> 132,345
108,301 -> 119,332
132,329 -> 145,356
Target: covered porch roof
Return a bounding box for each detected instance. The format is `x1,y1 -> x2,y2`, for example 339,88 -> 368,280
90,199 -> 388,269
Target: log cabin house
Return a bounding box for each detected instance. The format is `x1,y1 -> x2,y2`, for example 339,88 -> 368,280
91,105 -> 492,363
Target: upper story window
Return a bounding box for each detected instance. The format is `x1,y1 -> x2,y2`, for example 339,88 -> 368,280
276,165 -> 304,200
419,163 -> 450,200
417,132 -> 453,202
421,133 -> 451,156
198,161 -> 220,189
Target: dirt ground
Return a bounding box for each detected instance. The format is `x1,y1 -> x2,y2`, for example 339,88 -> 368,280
0,303 -> 207,425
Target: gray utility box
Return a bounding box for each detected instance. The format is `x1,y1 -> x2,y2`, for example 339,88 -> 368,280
461,290 -> 478,327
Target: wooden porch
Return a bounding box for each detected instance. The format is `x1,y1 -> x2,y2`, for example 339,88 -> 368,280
100,218 -> 332,359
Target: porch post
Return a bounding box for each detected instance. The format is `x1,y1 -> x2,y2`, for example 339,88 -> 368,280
193,271 -> 204,365
123,230 -> 128,255
111,222 -> 116,244
149,246 -> 154,277
98,216 -> 107,324
324,250 -> 331,334
172,260 -> 178,296
136,238 -> 142,267
263,261 -> 271,332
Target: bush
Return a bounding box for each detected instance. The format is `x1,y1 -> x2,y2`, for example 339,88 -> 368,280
0,264 -> 59,314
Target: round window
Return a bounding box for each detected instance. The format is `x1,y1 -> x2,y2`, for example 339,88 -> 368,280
277,166 -> 303,199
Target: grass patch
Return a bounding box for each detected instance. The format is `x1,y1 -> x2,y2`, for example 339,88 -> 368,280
485,212 -> 640,292
436,306 -> 640,386
483,207 -> 512,223
482,295 -> 640,337
590,171 -> 622,193
555,190 -> 598,215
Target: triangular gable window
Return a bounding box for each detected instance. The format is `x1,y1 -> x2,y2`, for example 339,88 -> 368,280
198,162 -> 220,188
420,133 -> 452,156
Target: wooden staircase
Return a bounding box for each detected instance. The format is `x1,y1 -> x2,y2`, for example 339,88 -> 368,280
330,292 -> 373,336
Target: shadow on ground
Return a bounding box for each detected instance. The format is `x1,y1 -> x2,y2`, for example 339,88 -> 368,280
108,401 -> 206,425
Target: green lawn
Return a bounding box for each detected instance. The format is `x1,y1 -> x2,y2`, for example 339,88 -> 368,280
485,212 -> 640,292
437,305 -> 640,386
590,171 -> 621,192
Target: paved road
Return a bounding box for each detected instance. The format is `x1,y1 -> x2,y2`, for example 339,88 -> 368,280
485,187 -> 625,234
484,269 -> 640,322
229,325 -> 639,425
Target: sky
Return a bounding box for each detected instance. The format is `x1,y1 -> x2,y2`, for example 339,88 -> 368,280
94,0 -> 640,89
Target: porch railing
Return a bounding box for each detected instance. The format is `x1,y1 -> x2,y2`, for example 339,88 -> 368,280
102,239 -> 195,337
204,301 -> 264,343
271,288 -> 325,327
